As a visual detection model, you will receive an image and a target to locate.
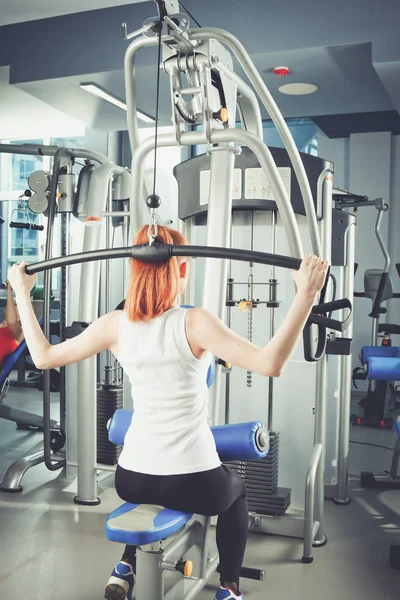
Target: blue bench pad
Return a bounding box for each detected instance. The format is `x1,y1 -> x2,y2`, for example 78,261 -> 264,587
105,503 -> 193,546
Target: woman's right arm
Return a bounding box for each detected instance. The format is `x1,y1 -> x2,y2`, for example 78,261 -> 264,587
187,255 -> 329,377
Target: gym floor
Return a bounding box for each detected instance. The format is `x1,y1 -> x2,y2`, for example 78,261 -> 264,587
0,386 -> 399,600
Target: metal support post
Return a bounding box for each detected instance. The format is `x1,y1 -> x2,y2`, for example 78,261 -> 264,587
312,173 -> 333,545
75,163 -> 124,506
334,221 -> 356,505
135,549 -> 164,600
268,210 -> 277,431
202,146 -> 236,425
302,443 -> 323,562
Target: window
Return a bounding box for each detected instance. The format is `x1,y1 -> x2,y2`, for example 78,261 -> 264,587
0,134 -> 84,292
191,117 -> 319,158
262,118 -> 318,156
0,140 -> 43,193
8,202 -> 43,261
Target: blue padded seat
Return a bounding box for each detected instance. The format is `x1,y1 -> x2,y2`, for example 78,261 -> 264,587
105,411 -> 269,547
106,503 -> 193,546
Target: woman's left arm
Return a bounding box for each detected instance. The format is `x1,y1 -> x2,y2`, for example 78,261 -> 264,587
8,262 -> 121,369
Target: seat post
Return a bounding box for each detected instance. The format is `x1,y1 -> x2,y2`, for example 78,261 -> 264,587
389,438 -> 400,479
135,547 -> 165,600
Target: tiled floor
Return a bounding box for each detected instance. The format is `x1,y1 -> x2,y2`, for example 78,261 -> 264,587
0,387 -> 399,599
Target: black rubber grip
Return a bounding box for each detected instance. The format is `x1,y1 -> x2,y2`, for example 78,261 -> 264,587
10,222 -> 30,229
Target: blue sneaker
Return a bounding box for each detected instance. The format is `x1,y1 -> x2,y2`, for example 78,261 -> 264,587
104,561 -> 135,600
214,586 -> 244,600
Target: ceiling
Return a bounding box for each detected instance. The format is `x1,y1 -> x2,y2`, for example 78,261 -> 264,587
0,0 -> 399,138
0,0 -> 148,27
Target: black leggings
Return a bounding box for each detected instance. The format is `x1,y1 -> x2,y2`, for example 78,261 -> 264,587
115,464 -> 248,582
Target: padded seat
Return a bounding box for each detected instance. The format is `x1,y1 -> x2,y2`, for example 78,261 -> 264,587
106,503 -> 193,546
378,324 -> 400,336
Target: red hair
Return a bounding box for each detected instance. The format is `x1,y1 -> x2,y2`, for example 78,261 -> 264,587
125,225 -> 188,322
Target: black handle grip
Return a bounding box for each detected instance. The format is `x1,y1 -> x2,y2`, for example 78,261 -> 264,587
311,298 -> 352,315
303,297 -> 353,361
10,221 -> 30,229
31,224 -> 44,231
370,271 -> 389,318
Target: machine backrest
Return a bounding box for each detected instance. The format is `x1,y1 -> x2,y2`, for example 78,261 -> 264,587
364,269 -> 393,303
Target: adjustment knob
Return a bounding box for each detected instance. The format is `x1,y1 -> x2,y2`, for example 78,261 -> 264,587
213,108 -> 228,123
146,194 -> 162,209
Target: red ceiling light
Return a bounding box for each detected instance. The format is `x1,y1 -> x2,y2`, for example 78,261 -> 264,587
273,66 -> 290,77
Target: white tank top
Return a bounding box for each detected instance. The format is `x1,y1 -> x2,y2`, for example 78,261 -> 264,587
117,307 -> 221,475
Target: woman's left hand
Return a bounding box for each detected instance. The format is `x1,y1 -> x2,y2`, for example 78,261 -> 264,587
8,261 -> 36,295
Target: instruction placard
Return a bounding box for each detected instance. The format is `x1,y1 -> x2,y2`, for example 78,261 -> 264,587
244,167 -> 291,201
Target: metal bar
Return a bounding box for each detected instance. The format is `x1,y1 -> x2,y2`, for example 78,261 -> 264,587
312,174 -> 332,544
123,31 -> 175,203
334,221 -> 356,504
0,443 -> 45,493
0,404 -> 58,429
189,27 -> 321,256
43,147 -> 71,472
105,182 -> 112,367
59,213 -> 69,436
250,512 -> 305,538
68,461 -> 117,472
25,245 -> 302,275
129,130 -> 303,257
136,549 -> 164,600
334,200 -> 376,208
204,147 -> 236,425
75,162 -> 125,506
268,210 -> 277,430
370,205 -> 390,319
225,275 -> 233,424
0,143 -> 109,165
302,443 -> 323,561
102,211 -> 131,218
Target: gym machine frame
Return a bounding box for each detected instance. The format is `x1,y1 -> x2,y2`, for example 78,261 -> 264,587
0,143 -> 127,492
69,0 -> 348,560
335,192 -> 400,428
126,0 -> 330,558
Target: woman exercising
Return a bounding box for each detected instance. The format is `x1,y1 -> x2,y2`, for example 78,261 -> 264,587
0,281 -> 24,365
8,225 -> 328,600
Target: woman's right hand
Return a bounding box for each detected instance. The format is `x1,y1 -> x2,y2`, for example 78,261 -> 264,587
292,254 -> 329,298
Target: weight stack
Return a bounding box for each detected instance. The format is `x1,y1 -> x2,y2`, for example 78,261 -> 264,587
97,385 -> 124,465
224,431 -> 291,516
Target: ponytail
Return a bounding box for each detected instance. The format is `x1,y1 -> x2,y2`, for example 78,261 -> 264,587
125,225 -> 188,322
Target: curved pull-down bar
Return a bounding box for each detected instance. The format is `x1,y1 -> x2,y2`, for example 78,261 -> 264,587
25,243 -> 352,362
